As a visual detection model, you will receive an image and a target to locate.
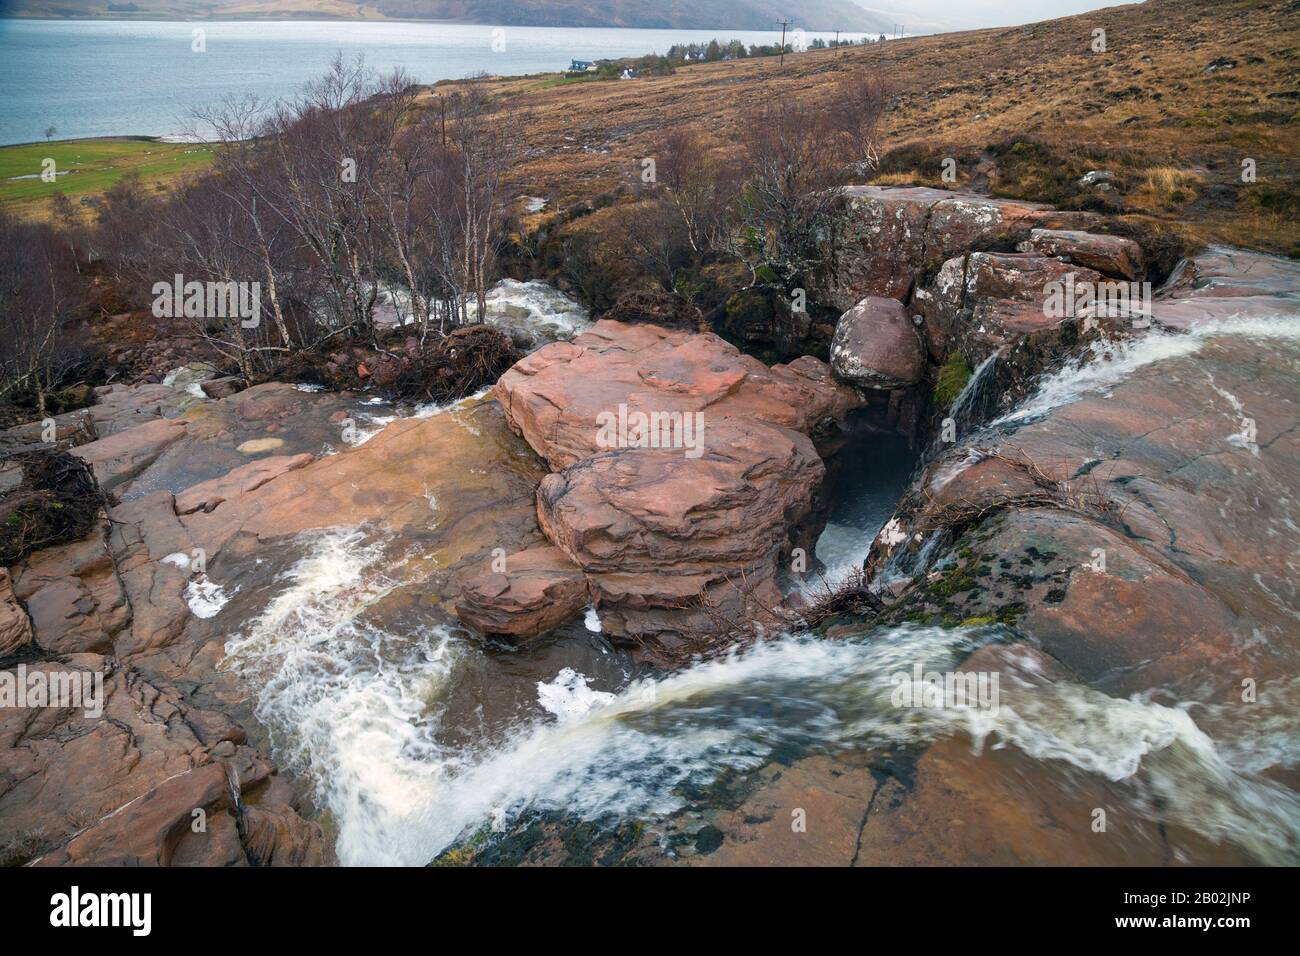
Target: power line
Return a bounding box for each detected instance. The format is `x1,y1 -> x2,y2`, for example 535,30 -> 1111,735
776,18 -> 793,66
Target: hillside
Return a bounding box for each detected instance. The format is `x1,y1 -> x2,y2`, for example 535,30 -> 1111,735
1,0 -> 892,30
6,0 -> 1297,256
471,0 -> 1298,256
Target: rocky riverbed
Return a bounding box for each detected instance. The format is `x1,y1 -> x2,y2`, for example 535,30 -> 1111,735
1,188 -> 1297,867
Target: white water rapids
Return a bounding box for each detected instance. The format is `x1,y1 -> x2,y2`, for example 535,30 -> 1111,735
220,527 -> 1300,866
219,310 -> 1300,866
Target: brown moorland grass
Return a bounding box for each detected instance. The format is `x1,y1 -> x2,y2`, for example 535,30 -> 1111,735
448,0 -> 1297,257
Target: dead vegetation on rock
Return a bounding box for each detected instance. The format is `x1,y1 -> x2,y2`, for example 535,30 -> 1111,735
390,326 -> 522,405
0,449 -> 102,566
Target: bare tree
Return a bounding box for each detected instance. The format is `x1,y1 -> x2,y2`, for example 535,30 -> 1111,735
88,57 -> 523,384
0,212 -> 82,414
438,78 -> 515,326
732,72 -> 887,295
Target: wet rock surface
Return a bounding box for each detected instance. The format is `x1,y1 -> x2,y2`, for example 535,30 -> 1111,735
3,189 -> 1298,868
0,380 -> 413,865
467,240 -> 1300,868
455,545 -> 590,639
492,319 -> 860,655
1,655 -> 323,866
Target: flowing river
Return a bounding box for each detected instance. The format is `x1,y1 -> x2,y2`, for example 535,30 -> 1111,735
205,309 -> 1300,867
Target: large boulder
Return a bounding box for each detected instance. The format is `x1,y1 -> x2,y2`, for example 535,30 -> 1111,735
815,187 -> 1079,311
495,320 -> 860,470
455,545 -> 589,639
494,320 -> 860,652
1021,228 -> 1144,280
537,417 -> 823,645
829,296 -> 926,389
914,251 -> 1106,362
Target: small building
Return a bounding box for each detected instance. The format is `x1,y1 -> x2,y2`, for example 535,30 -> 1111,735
569,60 -> 596,72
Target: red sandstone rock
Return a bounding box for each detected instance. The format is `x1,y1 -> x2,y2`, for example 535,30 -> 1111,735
0,568 -> 32,657
173,453 -> 314,515
455,545 -> 589,638
71,417 -> 189,497
536,417 -> 823,646
1,656 -> 323,867
491,321 -> 859,647
1022,228 -> 1144,280
494,319 -> 860,470
10,525 -> 129,654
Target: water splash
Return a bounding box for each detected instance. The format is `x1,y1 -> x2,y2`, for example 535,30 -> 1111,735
998,314 -> 1300,426
223,531 -> 1300,866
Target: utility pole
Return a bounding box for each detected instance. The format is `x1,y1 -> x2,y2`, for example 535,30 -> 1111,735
776,18 -> 792,66
834,29 -> 840,47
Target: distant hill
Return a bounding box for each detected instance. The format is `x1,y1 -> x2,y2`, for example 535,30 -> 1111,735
1,0 -> 895,31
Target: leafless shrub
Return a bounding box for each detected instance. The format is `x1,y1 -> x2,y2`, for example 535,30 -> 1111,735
797,566 -> 884,630
0,828 -> 50,868
732,72 -> 888,294
0,212 -> 86,414
616,71 -> 886,319
87,57 -> 524,382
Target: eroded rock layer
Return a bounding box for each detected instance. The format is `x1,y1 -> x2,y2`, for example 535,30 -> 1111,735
490,320 -> 860,651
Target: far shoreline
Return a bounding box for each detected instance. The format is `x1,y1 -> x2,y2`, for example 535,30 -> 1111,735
0,15 -> 866,35
0,23 -> 887,148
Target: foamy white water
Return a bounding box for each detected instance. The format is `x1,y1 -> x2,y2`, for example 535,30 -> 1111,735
222,529 -> 1300,866
185,576 -> 232,619
998,314 -> 1300,425
482,279 -> 590,341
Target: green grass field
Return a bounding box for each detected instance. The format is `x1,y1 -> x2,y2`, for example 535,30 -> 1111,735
0,137 -> 216,219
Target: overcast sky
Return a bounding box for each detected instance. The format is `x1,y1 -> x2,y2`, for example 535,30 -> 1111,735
856,0 -> 1139,32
